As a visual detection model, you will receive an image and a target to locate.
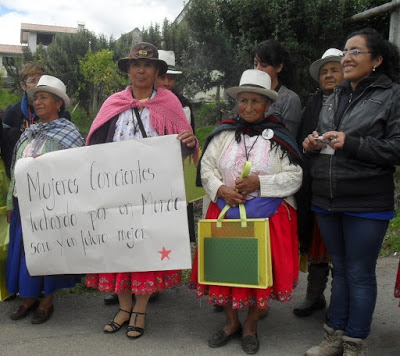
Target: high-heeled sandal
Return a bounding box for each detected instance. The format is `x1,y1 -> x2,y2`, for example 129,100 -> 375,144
126,311 -> 147,339
104,308 -> 131,334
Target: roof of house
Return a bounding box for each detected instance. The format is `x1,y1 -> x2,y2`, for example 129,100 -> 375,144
20,23 -> 79,43
0,44 -> 24,55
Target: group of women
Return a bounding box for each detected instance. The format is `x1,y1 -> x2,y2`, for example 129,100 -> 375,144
4,27 -> 400,356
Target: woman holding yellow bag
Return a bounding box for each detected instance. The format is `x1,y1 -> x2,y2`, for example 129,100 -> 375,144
189,69 -> 303,354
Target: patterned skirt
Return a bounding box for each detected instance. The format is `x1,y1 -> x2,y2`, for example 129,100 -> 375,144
86,269 -> 182,295
189,202 -> 299,310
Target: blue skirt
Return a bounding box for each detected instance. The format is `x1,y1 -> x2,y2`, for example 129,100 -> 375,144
6,204 -> 78,297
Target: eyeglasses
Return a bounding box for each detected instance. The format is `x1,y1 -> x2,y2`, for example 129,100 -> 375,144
341,49 -> 373,57
25,78 -> 40,85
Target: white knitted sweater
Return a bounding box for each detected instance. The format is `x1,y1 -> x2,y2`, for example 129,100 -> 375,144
200,131 -> 302,208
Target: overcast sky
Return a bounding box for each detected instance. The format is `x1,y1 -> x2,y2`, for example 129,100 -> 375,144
0,0 -> 187,45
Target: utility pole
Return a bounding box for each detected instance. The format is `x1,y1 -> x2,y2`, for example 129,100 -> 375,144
348,0 -> 400,48
390,1 -> 400,47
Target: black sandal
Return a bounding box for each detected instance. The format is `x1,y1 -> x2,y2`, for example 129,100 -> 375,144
104,308 -> 131,334
126,311 -> 147,339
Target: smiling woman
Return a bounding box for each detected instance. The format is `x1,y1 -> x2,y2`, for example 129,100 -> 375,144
303,28 -> 400,356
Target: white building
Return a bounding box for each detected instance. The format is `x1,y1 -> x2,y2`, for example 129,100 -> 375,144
0,23 -> 84,76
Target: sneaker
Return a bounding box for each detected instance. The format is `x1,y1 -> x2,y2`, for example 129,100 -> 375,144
342,335 -> 368,356
305,323 -> 344,356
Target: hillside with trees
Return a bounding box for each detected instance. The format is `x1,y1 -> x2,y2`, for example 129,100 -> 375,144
0,0 -> 392,128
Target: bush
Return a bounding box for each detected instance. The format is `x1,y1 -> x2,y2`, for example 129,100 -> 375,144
0,90 -> 20,111
194,101 -> 234,127
70,105 -> 93,138
196,126 -> 214,148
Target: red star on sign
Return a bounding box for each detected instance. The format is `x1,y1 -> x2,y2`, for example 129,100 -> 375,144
158,246 -> 172,261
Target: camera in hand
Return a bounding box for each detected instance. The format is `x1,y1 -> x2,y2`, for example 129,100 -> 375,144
315,136 -> 332,144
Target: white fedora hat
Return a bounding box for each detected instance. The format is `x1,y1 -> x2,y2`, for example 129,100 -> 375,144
309,48 -> 343,82
158,50 -> 182,75
27,75 -> 71,108
227,69 -> 278,102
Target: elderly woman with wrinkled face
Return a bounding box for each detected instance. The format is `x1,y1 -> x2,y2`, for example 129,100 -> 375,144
189,69 -> 302,355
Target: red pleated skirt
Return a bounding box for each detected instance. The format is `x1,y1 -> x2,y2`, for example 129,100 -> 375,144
86,270 -> 181,295
189,201 -> 299,310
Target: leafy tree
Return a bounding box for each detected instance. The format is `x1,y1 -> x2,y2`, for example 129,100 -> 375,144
45,30 -> 109,116
80,49 -> 126,112
183,0 -> 391,102
142,24 -> 162,48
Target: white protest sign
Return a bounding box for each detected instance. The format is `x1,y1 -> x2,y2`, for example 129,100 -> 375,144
14,135 -> 192,275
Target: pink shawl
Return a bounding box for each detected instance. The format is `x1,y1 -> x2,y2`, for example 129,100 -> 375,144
87,87 -> 196,148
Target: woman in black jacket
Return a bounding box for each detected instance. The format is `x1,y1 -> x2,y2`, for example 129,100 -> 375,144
303,28 -> 400,356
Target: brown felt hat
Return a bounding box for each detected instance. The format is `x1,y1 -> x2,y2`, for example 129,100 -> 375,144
118,42 -> 168,75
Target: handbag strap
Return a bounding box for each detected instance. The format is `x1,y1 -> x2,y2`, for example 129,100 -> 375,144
240,161 -> 252,178
133,107 -> 147,138
216,161 -> 252,228
217,203 -> 247,227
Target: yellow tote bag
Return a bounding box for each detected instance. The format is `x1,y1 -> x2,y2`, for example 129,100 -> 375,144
198,204 -> 272,289
198,162 -> 272,289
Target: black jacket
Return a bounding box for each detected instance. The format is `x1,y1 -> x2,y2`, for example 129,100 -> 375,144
295,91 -> 323,253
311,74 -> 400,212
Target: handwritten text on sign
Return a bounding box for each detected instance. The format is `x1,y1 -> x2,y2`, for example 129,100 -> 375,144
14,135 -> 191,275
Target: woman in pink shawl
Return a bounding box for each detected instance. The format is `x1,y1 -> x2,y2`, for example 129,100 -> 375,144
85,42 -> 198,339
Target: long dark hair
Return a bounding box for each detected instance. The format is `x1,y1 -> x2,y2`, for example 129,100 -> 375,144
347,28 -> 400,83
253,39 -> 298,90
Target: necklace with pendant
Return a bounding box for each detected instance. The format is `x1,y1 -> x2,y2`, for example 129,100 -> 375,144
243,134 -> 259,160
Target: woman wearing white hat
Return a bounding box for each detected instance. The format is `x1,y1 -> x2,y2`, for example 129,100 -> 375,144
6,75 -> 84,324
155,50 -> 195,132
189,69 -> 302,354
294,48 -> 344,318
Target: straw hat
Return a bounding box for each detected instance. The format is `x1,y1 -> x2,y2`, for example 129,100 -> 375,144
158,50 -> 182,74
309,48 -> 343,82
227,69 -> 278,101
118,42 -> 168,75
27,75 -> 71,108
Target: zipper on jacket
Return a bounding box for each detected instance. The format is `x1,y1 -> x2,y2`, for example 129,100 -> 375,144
327,78 -> 392,200
329,84 -> 370,199
348,93 -> 353,103
360,98 -> 382,107
340,84 -> 381,121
